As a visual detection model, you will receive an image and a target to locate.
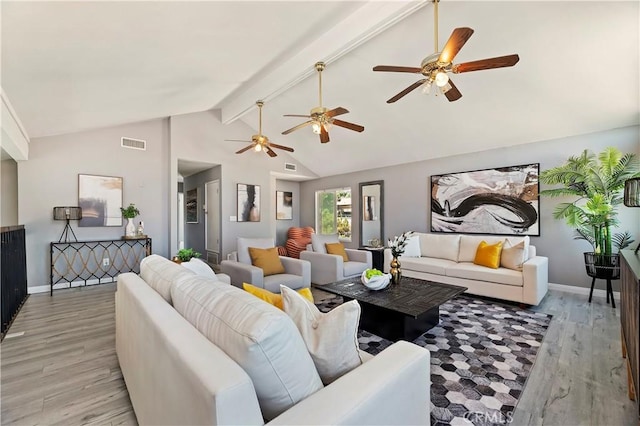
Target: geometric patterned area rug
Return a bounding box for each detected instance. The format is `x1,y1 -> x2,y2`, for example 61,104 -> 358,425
317,295 -> 552,426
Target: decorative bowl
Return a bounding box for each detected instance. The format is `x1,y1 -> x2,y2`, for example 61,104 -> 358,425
360,271 -> 391,291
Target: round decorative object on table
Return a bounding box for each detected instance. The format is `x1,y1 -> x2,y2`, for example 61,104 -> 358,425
125,218 -> 136,237
390,257 -> 402,285
361,271 -> 391,291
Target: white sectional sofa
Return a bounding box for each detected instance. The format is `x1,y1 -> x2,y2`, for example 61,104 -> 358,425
383,233 -> 548,305
116,255 -> 431,425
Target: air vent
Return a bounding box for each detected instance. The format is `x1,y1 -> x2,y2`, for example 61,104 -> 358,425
121,137 -> 146,151
284,163 -> 297,172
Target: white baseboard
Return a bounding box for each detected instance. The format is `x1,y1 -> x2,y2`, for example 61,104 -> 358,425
28,278 -> 116,295
549,282 -> 620,300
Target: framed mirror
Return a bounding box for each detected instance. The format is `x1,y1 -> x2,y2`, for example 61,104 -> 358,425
359,180 -> 384,247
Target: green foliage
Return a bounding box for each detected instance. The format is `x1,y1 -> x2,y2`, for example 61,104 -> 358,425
176,248 -> 201,262
120,203 -> 140,219
319,192 -> 336,234
540,147 -> 639,255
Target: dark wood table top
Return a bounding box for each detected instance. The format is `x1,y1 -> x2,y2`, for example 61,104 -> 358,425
317,276 -> 467,319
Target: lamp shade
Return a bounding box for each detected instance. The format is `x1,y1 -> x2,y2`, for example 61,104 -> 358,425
624,178 -> 640,207
53,206 -> 82,221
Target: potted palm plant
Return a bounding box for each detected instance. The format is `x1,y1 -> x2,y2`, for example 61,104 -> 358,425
540,147 -> 639,285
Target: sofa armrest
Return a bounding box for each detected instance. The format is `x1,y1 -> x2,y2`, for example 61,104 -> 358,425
267,341 -> 430,425
280,256 -> 311,288
220,260 -> 263,288
300,251 -> 343,285
522,256 -> 549,306
345,249 -> 372,266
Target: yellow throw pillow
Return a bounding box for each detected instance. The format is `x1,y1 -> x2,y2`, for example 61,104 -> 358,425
325,242 -> 349,262
243,283 -> 314,310
248,247 -> 285,276
473,240 -> 504,269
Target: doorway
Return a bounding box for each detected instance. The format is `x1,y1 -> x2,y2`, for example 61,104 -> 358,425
205,180 -> 221,265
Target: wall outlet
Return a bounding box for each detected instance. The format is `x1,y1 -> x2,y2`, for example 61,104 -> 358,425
102,258 -> 110,267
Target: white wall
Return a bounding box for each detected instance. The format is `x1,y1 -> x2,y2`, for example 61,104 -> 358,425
168,110 -> 316,259
1,158 -> 19,226
300,126 -> 640,289
19,118 -> 170,287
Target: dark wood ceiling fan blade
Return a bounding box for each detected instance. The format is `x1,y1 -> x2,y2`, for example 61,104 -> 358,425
332,119 -> 364,133
284,114 -> 311,118
226,139 -> 252,143
268,143 -> 294,152
444,79 -> 462,102
235,144 -> 254,154
320,126 -> 330,144
326,107 -> 349,118
373,65 -> 422,73
282,120 -> 313,135
438,27 -> 474,64
386,79 -> 427,103
265,147 -> 277,157
453,54 -> 520,73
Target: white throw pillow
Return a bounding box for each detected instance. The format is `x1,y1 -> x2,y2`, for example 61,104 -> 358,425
171,276 -> 323,420
505,235 -> 530,260
140,254 -> 194,304
402,235 -> 421,258
181,258 -> 217,279
310,233 -> 339,254
420,233 -> 461,262
281,285 -> 363,384
501,240 -> 527,271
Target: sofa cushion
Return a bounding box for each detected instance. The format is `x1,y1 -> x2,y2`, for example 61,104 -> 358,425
243,283 -> 313,310
171,275 -> 324,421
458,235 -> 506,263
402,235 -> 421,257
248,247 -> 285,276
311,233 -> 339,254
501,240 -> 527,271
446,263 -> 523,287
399,257 -> 458,276
263,274 -> 306,293
419,233 -> 461,262
506,235 -> 530,260
181,258 -> 217,280
281,285 -> 363,385
325,242 -> 348,262
344,261 -> 369,278
474,241 -> 503,269
140,254 -> 194,304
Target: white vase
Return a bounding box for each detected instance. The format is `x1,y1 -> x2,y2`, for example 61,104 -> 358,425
125,218 -> 136,237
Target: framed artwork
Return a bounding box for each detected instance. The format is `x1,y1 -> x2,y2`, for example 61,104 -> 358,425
238,184 -> 260,222
186,188 -> 198,223
276,191 -> 293,220
78,174 -> 123,227
363,195 -> 375,221
430,163 -> 540,236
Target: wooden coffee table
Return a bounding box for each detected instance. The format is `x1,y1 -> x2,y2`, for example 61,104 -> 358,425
317,276 -> 467,341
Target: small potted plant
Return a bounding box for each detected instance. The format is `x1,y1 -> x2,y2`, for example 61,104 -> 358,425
120,203 -> 140,237
173,248 -> 201,264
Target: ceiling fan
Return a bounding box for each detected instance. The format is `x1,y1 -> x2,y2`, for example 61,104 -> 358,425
282,61 -> 364,144
373,0 -> 519,103
225,101 -> 294,157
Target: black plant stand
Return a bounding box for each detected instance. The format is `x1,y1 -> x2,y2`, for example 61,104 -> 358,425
585,252 -> 620,308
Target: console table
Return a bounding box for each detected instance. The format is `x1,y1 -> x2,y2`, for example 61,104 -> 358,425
620,250 -> 640,417
50,237 -> 151,295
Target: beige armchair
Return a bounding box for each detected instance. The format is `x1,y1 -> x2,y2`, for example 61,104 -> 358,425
220,237 -> 311,293
300,234 -> 372,285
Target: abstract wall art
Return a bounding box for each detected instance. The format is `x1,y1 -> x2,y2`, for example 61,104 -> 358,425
431,164 -> 540,236
238,184 -> 260,222
185,188 -> 198,223
276,191 -> 293,220
78,174 -> 123,227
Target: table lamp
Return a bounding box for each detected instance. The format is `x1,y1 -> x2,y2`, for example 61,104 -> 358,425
623,178 -> 640,254
53,206 -> 82,243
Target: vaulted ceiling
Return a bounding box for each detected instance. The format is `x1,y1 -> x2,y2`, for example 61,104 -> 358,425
2,1 -> 638,177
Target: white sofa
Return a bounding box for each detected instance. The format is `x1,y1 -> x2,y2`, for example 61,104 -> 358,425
116,255 -> 431,425
383,233 -> 548,305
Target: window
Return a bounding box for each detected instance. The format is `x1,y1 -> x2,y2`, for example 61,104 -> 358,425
315,188 -> 351,241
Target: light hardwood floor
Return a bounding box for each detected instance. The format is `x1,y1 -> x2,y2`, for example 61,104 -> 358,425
1,284 -> 637,425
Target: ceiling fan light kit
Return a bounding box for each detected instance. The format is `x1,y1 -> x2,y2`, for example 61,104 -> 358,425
225,100 -> 294,157
373,0 -> 520,103
282,61 -> 364,144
